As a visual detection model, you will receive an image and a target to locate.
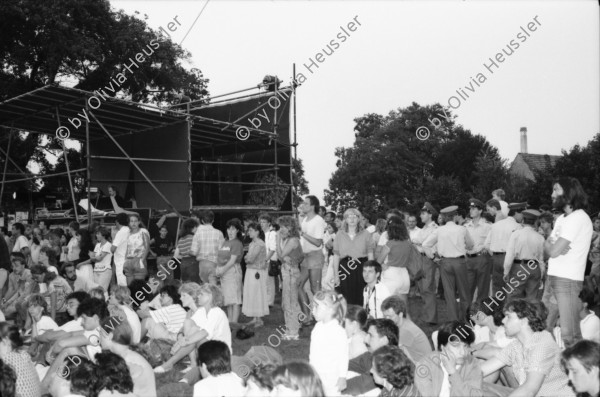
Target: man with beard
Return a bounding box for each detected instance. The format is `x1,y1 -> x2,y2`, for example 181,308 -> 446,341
481,299 -> 574,397
344,318 -> 399,395
61,262 -> 95,292
543,177 -> 593,346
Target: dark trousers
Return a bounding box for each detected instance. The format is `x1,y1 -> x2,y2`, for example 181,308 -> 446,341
507,260 -> 542,302
491,253 -> 506,295
417,256 -> 438,323
440,257 -> 471,322
336,257 -> 367,306
466,254 -> 492,303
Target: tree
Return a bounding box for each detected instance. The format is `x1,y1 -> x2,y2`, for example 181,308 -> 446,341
325,103 -> 506,213
0,0 -> 210,206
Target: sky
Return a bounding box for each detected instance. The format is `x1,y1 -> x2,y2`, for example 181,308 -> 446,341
112,0 -> 599,203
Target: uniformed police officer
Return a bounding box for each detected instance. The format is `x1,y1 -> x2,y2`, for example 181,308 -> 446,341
423,205 -> 474,322
465,198 -> 492,303
413,202 -> 438,324
503,209 -> 545,302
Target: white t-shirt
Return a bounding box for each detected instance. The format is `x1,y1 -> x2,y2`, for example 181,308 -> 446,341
377,231 -> 389,246
112,227 -> 130,266
36,316 -> 59,335
120,305 -> 141,344
581,313 -> 600,343
547,210 -> 593,281
301,215 -> 326,253
310,320 -> 349,396
67,236 -> 80,262
94,242 -> 113,272
363,283 -> 391,319
265,230 -> 278,261
83,329 -> 102,360
193,372 -> 245,397
366,225 -> 376,233
59,319 -> 83,333
12,235 -> 29,253
190,307 -> 232,351
499,200 -> 509,217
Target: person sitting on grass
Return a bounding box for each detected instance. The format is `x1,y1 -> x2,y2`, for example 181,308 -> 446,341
98,316 -> 156,397
345,318 -> 399,396
192,340 -> 245,397
31,264 -> 73,325
0,254 -> 36,326
362,260 -> 391,320
140,284 -> 187,341
95,351 -> 136,397
154,283 -> 230,373
481,299 -> 575,397
33,291 -> 89,345
27,293 -> 59,358
371,345 -> 421,397
415,321 -> 490,397
271,361 -> 326,397
46,298 -> 109,370
344,305 -> 369,360
561,340 -> 600,397
108,286 -> 141,344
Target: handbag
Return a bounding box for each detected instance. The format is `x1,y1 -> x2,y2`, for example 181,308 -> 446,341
268,259 -> 281,277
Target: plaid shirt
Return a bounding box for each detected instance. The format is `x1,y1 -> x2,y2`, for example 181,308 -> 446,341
497,331 -> 574,397
191,224 -> 225,263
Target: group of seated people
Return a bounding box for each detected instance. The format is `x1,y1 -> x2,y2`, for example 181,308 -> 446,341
0,238 -> 599,397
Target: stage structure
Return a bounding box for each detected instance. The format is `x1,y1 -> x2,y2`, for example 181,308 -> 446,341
0,78 -> 297,229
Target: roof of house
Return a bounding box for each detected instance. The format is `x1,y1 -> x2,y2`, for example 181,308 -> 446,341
517,153 -> 561,173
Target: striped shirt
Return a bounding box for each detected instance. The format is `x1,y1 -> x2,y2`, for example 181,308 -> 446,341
149,304 -> 187,334
177,234 -> 194,257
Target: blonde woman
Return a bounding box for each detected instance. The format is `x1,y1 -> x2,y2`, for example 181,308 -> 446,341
332,208 -> 375,306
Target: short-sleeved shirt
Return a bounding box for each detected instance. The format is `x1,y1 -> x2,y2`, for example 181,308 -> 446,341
94,241 -> 113,272
112,226 -> 130,266
36,315 -> 59,335
547,210 -> 593,281
149,304 -> 187,334
496,331 -> 574,397
301,215 -> 327,253
193,372 -> 245,397
190,306 -> 232,351
386,240 -> 413,267
177,234 -> 194,257
217,239 -> 243,266
12,235 -> 29,253
153,235 -> 173,257
333,229 -> 374,259
126,229 -> 149,259
122,349 -> 157,397
265,229 -> 278,261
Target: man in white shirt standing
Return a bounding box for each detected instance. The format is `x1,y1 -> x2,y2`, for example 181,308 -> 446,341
484,199 -> 520,296
111,213 -> 130,287
543,177 -> 593,346
298,195 -> 327,324
407,215 -> 421,243
191,210 -> 225,286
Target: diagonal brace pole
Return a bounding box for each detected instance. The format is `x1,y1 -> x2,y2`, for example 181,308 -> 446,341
0,129 -> 13,208
56,107 -> 79,220
88,110 -> 182,217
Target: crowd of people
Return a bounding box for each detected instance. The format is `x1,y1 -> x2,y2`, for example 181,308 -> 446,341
0,176 -> 599,397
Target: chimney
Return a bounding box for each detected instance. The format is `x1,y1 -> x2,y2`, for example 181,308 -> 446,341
520,127 -> 528,153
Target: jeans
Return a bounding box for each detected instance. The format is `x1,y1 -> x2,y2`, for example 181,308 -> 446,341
545,276 -> 583,346
282,262 -> 301,336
